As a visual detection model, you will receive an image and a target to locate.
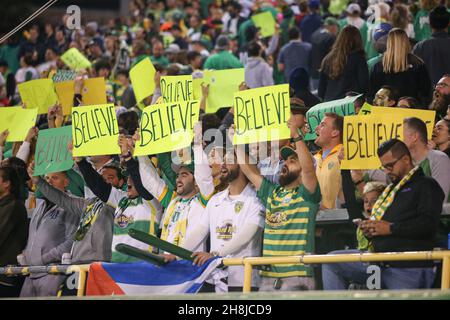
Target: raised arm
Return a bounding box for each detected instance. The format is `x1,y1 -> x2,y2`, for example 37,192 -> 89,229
28,162 -> 86,219
76,157 -> 112,203
289,120 -> 318,194
193,122 -> 215,201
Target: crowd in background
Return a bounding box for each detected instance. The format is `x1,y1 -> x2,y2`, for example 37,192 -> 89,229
0,0 -> 450,298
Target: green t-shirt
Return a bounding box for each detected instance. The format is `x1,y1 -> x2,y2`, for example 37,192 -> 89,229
203,51 -> 243,71
414,9 -> 432,42
257,178 -> 321,278
367,54 -> 382,75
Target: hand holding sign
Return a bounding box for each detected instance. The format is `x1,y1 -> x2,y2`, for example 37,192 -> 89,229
25,127 -> 39,143
0,130 -> 9,147
27,161 -> 39,184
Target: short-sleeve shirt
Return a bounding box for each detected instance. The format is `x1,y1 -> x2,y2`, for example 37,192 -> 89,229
257,178 -> 321,278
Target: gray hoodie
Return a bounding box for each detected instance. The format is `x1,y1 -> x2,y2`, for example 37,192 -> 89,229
36,179 -> 114,264
244,57 -> 274,89
23,199 -> 78,278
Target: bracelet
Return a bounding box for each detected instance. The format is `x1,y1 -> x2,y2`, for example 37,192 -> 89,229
291,135 -> 303,143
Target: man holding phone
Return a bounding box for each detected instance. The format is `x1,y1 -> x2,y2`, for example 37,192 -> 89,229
322,139 -> 445,290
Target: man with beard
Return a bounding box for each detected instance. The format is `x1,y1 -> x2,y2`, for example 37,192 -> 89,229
19,171 -> 78,297
430,75 -> 450,120
235,122 -> 321,291
322,139 -> 444,290
184,149 -> 265,292
137,135 -> 215,258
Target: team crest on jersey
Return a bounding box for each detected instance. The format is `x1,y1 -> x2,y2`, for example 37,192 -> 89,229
216,220 -> 236,241
266,211 -> 287,228
234,201 -> 244,214
328,161 -> 335,170
115,213 -> 134,228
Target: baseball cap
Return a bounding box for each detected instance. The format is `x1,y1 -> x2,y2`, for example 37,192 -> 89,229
324,17 -> 339,27
171,162 -> 195,174
280,146 -> 298,161
373,23 -> 392,42
165,43 -> 180,54
308,0 -> 320,9
346,3 -> 361,14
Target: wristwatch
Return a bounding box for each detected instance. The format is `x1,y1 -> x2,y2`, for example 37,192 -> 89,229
291,135 -> 303,143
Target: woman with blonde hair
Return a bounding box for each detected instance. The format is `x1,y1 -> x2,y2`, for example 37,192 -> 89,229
318,25 -> 369,101
369,28 -> 432,106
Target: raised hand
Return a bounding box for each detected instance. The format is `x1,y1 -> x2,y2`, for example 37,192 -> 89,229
0,130 -> 9,147
25,127 -> 39,143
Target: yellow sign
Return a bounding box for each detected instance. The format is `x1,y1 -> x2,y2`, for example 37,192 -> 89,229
358,102 -> 372,115
54,81 -> 74,115
196,69 -> 244,113
0,107 -> 38,142
134,100 -> 200,156
71,104 -> 121,157
130,58 -> 156,102
251,11 -> 276,38
160,75 -> 194,103
18,79 -> 59,114
370,107 -> 435,139
54,77 -> 107,115
82,77 -> 107,106
233,84 -> 290,145
61,48 -> 92,71
341,108 -> 436,169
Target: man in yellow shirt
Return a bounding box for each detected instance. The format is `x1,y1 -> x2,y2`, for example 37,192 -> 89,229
314,113 -> 344,209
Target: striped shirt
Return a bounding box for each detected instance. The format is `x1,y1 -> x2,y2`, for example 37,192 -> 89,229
257,178 -> 321,278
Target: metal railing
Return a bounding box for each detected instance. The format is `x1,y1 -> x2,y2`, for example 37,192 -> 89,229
1,250 -> 449,297
222,250 -> 450,293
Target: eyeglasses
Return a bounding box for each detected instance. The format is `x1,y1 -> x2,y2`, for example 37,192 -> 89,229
380,157 -> 401,171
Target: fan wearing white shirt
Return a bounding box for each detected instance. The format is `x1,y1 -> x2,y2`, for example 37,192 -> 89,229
188,149 -> 265,292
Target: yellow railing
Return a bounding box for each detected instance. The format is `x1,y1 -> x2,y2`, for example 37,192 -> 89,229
2,251 -> 449,296
222,250 -> 450,293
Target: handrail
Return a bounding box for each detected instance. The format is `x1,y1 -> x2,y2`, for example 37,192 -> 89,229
222,250 -> 450,293
2,251 -> 450,296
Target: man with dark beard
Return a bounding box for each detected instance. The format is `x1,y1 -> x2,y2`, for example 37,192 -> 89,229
430,75 -> 450,120
184,149 -> 265,292
235,122 -> 321,291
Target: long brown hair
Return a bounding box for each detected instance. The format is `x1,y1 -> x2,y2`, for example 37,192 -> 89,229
320,25 -> 365,80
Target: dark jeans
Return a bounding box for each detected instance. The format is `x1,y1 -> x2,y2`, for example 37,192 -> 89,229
322,250 -> 435,290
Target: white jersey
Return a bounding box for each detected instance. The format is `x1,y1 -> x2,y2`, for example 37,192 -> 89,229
201,184 -> 265,287
106,187 -> 163,262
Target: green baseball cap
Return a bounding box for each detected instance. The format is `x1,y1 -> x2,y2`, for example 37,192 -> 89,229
280,146 -> 298,161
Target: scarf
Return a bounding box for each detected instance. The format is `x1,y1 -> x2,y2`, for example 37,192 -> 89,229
370,166 -> 419,221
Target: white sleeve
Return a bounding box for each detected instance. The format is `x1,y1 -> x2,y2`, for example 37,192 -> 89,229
16,141 -> 31,162
218,223 -> 261,257
182,224 -> 210,252
138,156 -> 169,202
151,87 -> 162,105
193,145 -> 215,200
218,199 -> 264,256
106,187 -> 127,209
265,33 -> 279,57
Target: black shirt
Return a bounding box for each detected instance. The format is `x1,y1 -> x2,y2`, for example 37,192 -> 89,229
310,28 -> 335,79
372,168 -> 444,267
318,51 -> 369,101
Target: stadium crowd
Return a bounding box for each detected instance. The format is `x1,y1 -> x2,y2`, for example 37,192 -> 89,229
0,0 -> 450,297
